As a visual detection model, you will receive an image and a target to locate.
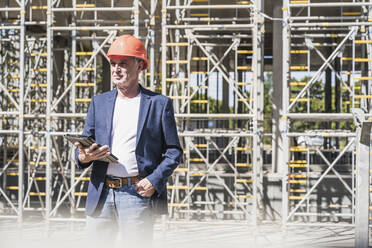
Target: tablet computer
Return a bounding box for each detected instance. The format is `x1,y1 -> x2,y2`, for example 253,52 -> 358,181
64,134 -> 119,163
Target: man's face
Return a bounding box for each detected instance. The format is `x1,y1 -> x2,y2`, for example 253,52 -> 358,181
110,55 -> 142,91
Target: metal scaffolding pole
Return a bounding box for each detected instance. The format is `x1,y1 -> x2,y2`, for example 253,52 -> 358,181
149,0 -> 156,91
45,0 -> 53,219
281,0 -> 290,226
16,0 -> 26,222
161,0 -> 166,96
70,0 -> 77,216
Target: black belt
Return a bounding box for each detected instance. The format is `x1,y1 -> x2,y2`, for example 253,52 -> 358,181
105,176 -> 140,188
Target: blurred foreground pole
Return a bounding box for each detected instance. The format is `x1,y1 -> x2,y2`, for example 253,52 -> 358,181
353,108 -> 370,248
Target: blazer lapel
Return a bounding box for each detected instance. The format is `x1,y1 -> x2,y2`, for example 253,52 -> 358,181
136,87 -> 152,146
106,89 -> 117,149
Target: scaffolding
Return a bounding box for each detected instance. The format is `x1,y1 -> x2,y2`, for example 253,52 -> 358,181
280,0 -> 372,226
1,0 -> 372,231
0,0 -> 153,221
161,0 -> 263,223
0,0 -> 264,223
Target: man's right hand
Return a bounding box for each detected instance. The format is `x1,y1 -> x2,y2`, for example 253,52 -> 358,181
75,142 -> 111,164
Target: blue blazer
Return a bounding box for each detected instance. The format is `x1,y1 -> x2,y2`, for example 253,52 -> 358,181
75,86 -> 183,216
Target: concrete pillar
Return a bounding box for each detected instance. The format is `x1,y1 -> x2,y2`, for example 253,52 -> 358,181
272,0 -> 283,173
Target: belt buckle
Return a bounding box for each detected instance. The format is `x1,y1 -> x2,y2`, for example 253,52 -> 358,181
112,177 -> 122,188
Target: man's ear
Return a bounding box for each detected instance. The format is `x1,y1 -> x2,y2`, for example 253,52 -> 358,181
137,61 -> 143,71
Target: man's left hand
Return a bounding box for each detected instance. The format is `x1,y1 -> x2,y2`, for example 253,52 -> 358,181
135,178 -> 155,197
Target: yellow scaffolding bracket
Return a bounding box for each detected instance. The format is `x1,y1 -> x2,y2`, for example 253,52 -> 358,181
8,75 -> 20,79
236,195 -> 253,199
166,60 -> 188,64
191,71 -> 208,74
342,86 -> 361,90
355,40 -> 372,44
191,100 -> 208,104
34,177 -> 46,181
290,50 -> 308,54
76,4 -> 95,8
190,13 -> 209,17
167,186 -> 207,191
30,146 -> 47,150
290,0 -> 309,3
29,161 -> 47,166
290,98 -> 307,102
29,192 -> 46,196
236,179 -> 252,183
76,67 -> 95,71
7,186 -> 19,190
342,12 -> 361,16
290,189 -> 306,193
191,172 -> 206,176
7,173 -> 19,176
236,163 -> 252,167
237,66 -> 252,70
32,68 -> 48,72
168,203 -> 188,207
169,96 -> 187,99
290,66 -> 308,70
166,42 -> 188,46
8,89 -> 20,93
356,77 -> 372,81
290,164 -> 307,168
74,177 -> 90,181
174,168 -> 188,173
189,158 -> 204,162
31,83 -> 47,88
289,196 -> 304,200
76,52 -> 93,56
237,147 -> 252,151
237,50 -> 253,54
75,98 -> 91,102
289,180 -> 306,184
290,160 -> 306,164
342,57 -> 372,62
290,82 -> 307,86
343,101 -> 360,105
76,83 -> 94,87
75,192 -> 88,196
191,86 -> 208,89
31,99 -> 47,103
192,57 -> 208,61
290,174 -> 307,179
290,146 -> 308,152
32,6 -> 47,10
237,82 -> 251,86
354,95 -> 372,99
30,53 -> 47,57
166,78 -> 188,82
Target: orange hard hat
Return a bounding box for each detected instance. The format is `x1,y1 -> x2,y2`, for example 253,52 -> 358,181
107,35 -> 149,70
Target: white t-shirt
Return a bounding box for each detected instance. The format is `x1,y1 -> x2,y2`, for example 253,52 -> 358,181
107,93 -> 141,177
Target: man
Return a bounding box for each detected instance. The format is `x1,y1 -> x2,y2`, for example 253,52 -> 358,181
74,34 -> 182,246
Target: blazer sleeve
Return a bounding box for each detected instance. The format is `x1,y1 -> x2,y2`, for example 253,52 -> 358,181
146,98 -> 183,194
75,96 -> 96,169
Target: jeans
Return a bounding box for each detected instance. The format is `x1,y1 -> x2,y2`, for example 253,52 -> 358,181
85,184 -> 154,248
